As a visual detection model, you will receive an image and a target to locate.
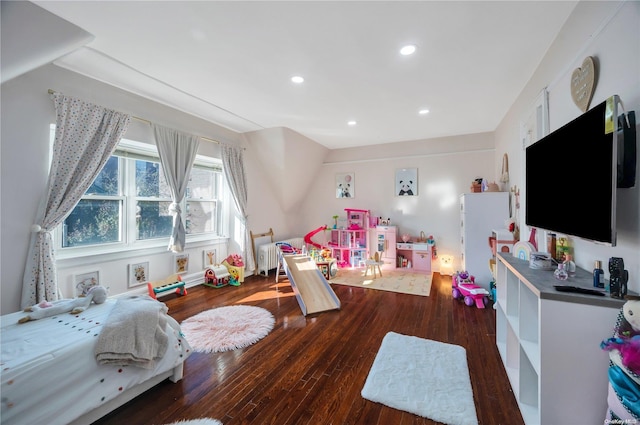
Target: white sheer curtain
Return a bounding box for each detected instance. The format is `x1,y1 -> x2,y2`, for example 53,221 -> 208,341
21,93 -> 131,308
152,124 -> 200,253
221,144 -> 255,273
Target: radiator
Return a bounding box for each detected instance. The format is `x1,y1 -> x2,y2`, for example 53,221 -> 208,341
258,237 -> 304,276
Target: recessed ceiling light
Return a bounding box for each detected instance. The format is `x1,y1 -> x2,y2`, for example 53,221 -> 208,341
419,109 -> 430,115
347,120 -> 357,126
400,44 -> 417,56
291,75 -> 304,84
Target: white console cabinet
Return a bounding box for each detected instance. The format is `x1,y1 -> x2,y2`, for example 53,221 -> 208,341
495,253 -> 627,425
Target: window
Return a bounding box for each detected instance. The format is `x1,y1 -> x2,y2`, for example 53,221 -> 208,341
134,158 -> 173,241
185,166 -> 220,235
57,139 -> 223,252
62,156 -> 122,247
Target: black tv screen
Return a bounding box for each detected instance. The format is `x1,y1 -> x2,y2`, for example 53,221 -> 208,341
526,97 -> 617,246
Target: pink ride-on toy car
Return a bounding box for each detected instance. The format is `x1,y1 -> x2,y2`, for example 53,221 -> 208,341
452,271 -> 490,309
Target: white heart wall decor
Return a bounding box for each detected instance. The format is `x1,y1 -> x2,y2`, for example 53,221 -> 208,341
571,56 -> 596,112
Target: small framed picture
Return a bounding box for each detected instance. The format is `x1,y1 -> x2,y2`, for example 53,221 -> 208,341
128,262 -> 149,288
336,172 -> 355,198
203,249 -> 217,267
395,168 -> 418,196
175,254 -> 189,274
74,270 -> 100,296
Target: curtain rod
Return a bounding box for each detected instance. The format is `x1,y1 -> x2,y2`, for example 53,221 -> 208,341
48,89 -> 222,145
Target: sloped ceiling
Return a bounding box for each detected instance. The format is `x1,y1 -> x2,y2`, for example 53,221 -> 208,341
0,1 -> 93,84
26,1 -> 578,149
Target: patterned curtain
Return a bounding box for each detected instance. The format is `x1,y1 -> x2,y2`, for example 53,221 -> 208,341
21,93 -> 130,308
221,144 -> 255,273
152,124 -> 200,253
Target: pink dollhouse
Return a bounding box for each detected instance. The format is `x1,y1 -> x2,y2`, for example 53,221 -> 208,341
329,209 -> 370,267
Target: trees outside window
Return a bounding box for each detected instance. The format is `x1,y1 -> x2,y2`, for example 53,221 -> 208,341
58,140 -> 221,251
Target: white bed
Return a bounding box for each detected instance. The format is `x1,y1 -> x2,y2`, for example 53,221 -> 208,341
0,297 -> 191,425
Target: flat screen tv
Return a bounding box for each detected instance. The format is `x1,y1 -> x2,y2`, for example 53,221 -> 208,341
525,95 -> 635,247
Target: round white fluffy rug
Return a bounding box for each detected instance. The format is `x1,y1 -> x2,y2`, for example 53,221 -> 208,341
180,305 -> 275,353
165,419 -> 222,425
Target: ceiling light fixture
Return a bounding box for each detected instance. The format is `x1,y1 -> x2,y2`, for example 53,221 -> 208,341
400,44 -> 417,56
419,109 -> 430,115
347,120 -> 357,126
291,75 -> 304,84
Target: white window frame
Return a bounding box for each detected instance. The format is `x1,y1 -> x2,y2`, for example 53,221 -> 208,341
55,138 -> 226,260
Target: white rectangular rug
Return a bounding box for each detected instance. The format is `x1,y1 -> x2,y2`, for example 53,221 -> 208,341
361,332 -> 478,425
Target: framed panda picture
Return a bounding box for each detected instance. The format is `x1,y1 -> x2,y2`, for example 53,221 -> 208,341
335,172 -> 355,198
395,168 -> 418,196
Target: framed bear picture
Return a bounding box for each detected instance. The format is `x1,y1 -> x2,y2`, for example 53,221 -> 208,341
128,262 -> 149,288
174,254 -> 189,274
335,172 -> 355,198
395,168 -> 418,196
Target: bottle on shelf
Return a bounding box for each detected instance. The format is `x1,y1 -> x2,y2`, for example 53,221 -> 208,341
554,263 -> 568,281
547,233 -> 557,261
593,260 -> 605,288
563,254 -> 576,277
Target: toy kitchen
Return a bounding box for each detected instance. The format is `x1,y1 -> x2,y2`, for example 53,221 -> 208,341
395,232 -> 434,272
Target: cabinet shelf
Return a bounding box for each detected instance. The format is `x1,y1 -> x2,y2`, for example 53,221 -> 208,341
396,242 -> 431,272
495,253 -> 628,424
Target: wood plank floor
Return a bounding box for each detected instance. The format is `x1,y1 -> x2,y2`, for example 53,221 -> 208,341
93,271 -> 524,425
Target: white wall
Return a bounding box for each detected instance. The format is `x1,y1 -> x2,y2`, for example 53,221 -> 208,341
243,126 -> 329,241
494,0 -> 640,292
298,133 -> 496,272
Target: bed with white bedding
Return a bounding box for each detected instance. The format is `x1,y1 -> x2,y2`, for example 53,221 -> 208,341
0,295 -> 191,425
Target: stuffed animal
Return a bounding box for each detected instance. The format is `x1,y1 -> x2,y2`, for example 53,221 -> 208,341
455,270 -> 475,284
18,285 -> 108,324
601,298 -> 640,374
601,297 -> 640,421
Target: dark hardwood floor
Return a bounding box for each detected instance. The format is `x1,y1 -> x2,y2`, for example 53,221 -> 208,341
93,271 -> 524,425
